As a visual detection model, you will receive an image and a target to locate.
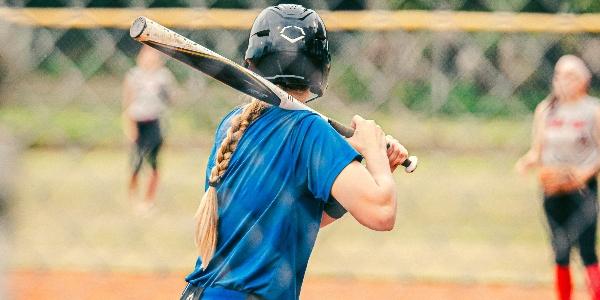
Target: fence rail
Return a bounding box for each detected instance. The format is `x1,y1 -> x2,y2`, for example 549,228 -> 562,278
3,7 -> 600,32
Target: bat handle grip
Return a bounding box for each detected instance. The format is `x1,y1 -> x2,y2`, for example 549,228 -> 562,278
328,118 -> 418,173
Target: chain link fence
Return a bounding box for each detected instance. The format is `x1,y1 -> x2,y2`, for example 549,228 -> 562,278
5,20 -> 600,146
2,1 -> 600,299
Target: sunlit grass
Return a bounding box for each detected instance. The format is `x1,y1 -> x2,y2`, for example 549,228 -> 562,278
9,147 -> 559,285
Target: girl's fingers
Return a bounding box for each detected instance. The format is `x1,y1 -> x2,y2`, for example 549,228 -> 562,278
388,150 -> 400,166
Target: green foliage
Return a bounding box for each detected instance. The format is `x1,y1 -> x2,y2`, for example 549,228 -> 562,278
0,106 -> 122,147
393,81 -> 430,111
335,66 -> 371,103
437,82 -> 516,117
37,51 -> 65,76
570,0 -> 600,12
516,88 -> 548,111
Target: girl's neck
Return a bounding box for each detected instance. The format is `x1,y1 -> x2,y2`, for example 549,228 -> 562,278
559,91 -> 587,104
140,65 -> 159,72
283,88 -> 311,103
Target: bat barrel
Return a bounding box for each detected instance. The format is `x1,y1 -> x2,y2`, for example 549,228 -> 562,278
130,17 -> 147,39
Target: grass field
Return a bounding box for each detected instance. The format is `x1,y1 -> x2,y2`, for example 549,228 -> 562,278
6,146 -> 588,284
2,115 -> 597,298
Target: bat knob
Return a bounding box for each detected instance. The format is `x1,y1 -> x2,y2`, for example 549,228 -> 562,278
130,17 -> 147,39
404,156 -> 418,173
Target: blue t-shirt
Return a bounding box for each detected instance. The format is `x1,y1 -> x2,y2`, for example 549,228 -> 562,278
185,105 -> 360,300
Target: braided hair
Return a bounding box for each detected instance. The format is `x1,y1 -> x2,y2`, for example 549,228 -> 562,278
194,99 -> 269,270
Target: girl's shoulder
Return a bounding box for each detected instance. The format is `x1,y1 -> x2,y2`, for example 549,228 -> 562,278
583,96 -> 600,118
584,96 -> 600,107
157,67 -> 175,81
255,105 -> 321,125
534,97 -> 554,119
125,66 -> 141,80
271,107 -> 327,129
216,104 -> 327,140
537,97 -> 552,111
215,106 -> 245,133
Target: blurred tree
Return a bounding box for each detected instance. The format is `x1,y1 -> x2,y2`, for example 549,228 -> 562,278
20,0 -> 66,7
86,0 -> 129,7
327,0 -> 366,10
0,59 -> 6,104
208,0 -> 251,8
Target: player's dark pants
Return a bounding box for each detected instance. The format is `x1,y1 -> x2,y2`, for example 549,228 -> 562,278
131,119 -> 163,175
544,178 -> 598,266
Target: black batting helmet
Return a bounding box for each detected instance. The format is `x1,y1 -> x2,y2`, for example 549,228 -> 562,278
244,4 -> 331,99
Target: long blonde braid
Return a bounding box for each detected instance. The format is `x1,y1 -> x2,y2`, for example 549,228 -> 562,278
194,99 -> 269,270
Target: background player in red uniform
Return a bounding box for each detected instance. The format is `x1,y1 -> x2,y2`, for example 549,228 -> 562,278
516,55 -> 600,300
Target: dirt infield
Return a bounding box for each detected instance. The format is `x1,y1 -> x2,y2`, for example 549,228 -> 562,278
7,270 -> 589,300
